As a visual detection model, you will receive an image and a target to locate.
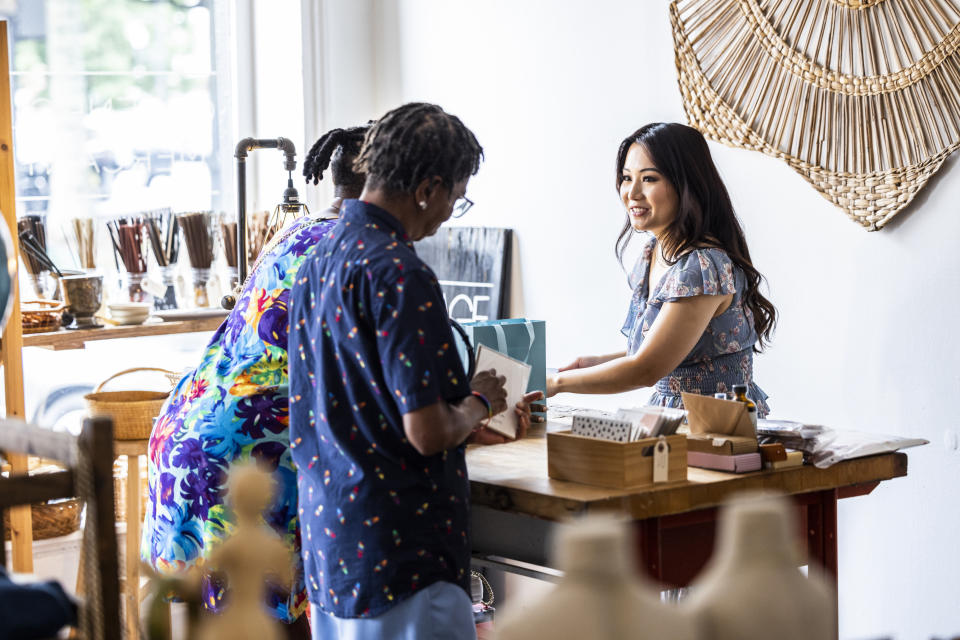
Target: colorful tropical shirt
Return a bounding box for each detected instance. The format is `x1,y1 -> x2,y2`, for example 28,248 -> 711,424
288,200 -> 473,619
622,232 -> 770,415
141,215 -> 337,622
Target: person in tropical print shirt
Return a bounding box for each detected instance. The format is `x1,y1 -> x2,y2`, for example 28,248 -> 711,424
141,123 -> 371,639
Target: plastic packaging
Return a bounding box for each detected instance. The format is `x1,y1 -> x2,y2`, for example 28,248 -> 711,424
757,419 -> 927,468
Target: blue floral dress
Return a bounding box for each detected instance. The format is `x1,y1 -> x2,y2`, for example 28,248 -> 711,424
141,215 -> 337,622
621,233 -> 770,415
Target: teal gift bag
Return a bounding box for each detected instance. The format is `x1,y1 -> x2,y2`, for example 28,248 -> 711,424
457,319 -> 546,400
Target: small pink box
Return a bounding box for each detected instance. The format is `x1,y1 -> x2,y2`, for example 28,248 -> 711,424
687,451 -> 762,473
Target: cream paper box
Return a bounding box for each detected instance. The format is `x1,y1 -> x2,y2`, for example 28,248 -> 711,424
681,391 -> 758,454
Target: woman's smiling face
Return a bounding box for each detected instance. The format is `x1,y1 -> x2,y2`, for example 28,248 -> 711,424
619,142 -> 679,238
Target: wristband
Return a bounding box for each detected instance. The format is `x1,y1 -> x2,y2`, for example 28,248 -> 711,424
471,390 -> 493,420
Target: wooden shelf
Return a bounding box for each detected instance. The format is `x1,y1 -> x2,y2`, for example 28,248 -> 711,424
21,313 -> 228,351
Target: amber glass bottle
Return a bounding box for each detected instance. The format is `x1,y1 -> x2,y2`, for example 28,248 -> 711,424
732,384 -> 757,429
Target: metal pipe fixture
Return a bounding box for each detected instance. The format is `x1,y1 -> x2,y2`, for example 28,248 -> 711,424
222,137 -> 299,310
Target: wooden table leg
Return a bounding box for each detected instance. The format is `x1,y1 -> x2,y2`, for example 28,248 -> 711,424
636,517 -> 663,583
806,489 -> 839,586
126,454 -> 141,640
805,489 -> 839,639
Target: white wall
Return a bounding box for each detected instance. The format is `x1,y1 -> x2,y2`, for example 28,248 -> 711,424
308,1 -> 960,637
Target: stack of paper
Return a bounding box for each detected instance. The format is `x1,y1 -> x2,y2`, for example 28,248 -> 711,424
570,406 -> 687,443
616,406 -> 686,438
757,419 -> 825,441
571,413 -> 635,442
475,344 -> 532,439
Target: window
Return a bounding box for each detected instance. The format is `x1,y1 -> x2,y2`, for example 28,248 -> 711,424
5,0 -> 230,228
0,0 -> 237,428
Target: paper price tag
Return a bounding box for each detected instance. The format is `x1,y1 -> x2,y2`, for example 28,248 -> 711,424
142,278 -> 167,299
653,436 -> 669,483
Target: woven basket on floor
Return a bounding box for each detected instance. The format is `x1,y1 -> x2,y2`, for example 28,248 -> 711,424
3,498 -> 82,541
84,367 -> 175,440
2,461 -> 82,540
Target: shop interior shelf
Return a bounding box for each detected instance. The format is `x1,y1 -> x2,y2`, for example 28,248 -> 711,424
19,313 -> 228,351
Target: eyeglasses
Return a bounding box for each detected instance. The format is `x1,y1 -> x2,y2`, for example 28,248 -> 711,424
452,196 -> 474,218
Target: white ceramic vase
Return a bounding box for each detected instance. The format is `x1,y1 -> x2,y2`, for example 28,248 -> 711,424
684,491 -> 835,640
495,515 -> 699,640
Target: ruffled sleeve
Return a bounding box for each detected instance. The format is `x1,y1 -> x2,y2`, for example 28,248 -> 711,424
653,248 -> 737,304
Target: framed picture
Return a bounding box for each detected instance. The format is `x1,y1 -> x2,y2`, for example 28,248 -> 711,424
414,227 -> 511,322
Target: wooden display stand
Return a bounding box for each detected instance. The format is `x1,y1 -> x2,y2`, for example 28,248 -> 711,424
0,19 -> 34,574
116,439 -> 150,640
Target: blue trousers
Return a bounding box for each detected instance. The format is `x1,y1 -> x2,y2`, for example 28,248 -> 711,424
310,581 -> 476,640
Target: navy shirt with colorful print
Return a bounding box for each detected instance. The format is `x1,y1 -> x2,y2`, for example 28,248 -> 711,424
288,199 -> 472,619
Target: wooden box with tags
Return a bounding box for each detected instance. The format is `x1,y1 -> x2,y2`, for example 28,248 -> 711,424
546,431 -> 687,489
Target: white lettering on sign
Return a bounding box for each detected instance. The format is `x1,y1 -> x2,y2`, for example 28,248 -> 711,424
445,293 -> 491,322
439,280 -> 495,322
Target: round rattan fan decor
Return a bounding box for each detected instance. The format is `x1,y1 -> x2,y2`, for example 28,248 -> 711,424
671,0 -> 960,230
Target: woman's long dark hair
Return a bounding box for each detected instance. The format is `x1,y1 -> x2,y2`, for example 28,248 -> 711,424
614,123 -> 777,350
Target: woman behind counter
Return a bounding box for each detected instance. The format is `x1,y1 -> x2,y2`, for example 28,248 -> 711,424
547,122 -> 776,415
141,123 -> 371,637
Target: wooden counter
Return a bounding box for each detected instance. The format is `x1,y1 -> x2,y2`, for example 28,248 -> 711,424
467,422 -> 908,594
468,426 -> 907,522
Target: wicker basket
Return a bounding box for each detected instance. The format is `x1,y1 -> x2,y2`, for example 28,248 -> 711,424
2,461 -> 83,540
20,299 -> 64,334
84,367 -> 175,440
3,498 -> 82,541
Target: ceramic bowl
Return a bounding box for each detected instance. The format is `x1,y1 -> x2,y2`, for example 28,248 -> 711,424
108,302 -> 152,313
107,302 -> 151,325
109,314 -> 150,326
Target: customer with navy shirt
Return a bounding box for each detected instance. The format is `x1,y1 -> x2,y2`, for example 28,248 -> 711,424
288,102 -> 541,639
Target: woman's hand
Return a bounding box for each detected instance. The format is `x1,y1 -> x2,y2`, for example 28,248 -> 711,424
546,374 -> 561,398
468,390 -> 543,445
551,357 -> 599,396
469,368 -> 508,415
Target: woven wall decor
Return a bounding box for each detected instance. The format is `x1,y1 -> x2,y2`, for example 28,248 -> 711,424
671,0 -> 960,230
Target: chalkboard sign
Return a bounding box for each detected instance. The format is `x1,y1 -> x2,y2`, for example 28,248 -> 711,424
414,227 -> 511,322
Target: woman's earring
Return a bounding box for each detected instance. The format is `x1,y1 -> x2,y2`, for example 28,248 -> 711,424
418,201 -> 428,210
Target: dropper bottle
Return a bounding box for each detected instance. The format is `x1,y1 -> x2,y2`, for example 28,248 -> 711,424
732,384 -> 758,430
